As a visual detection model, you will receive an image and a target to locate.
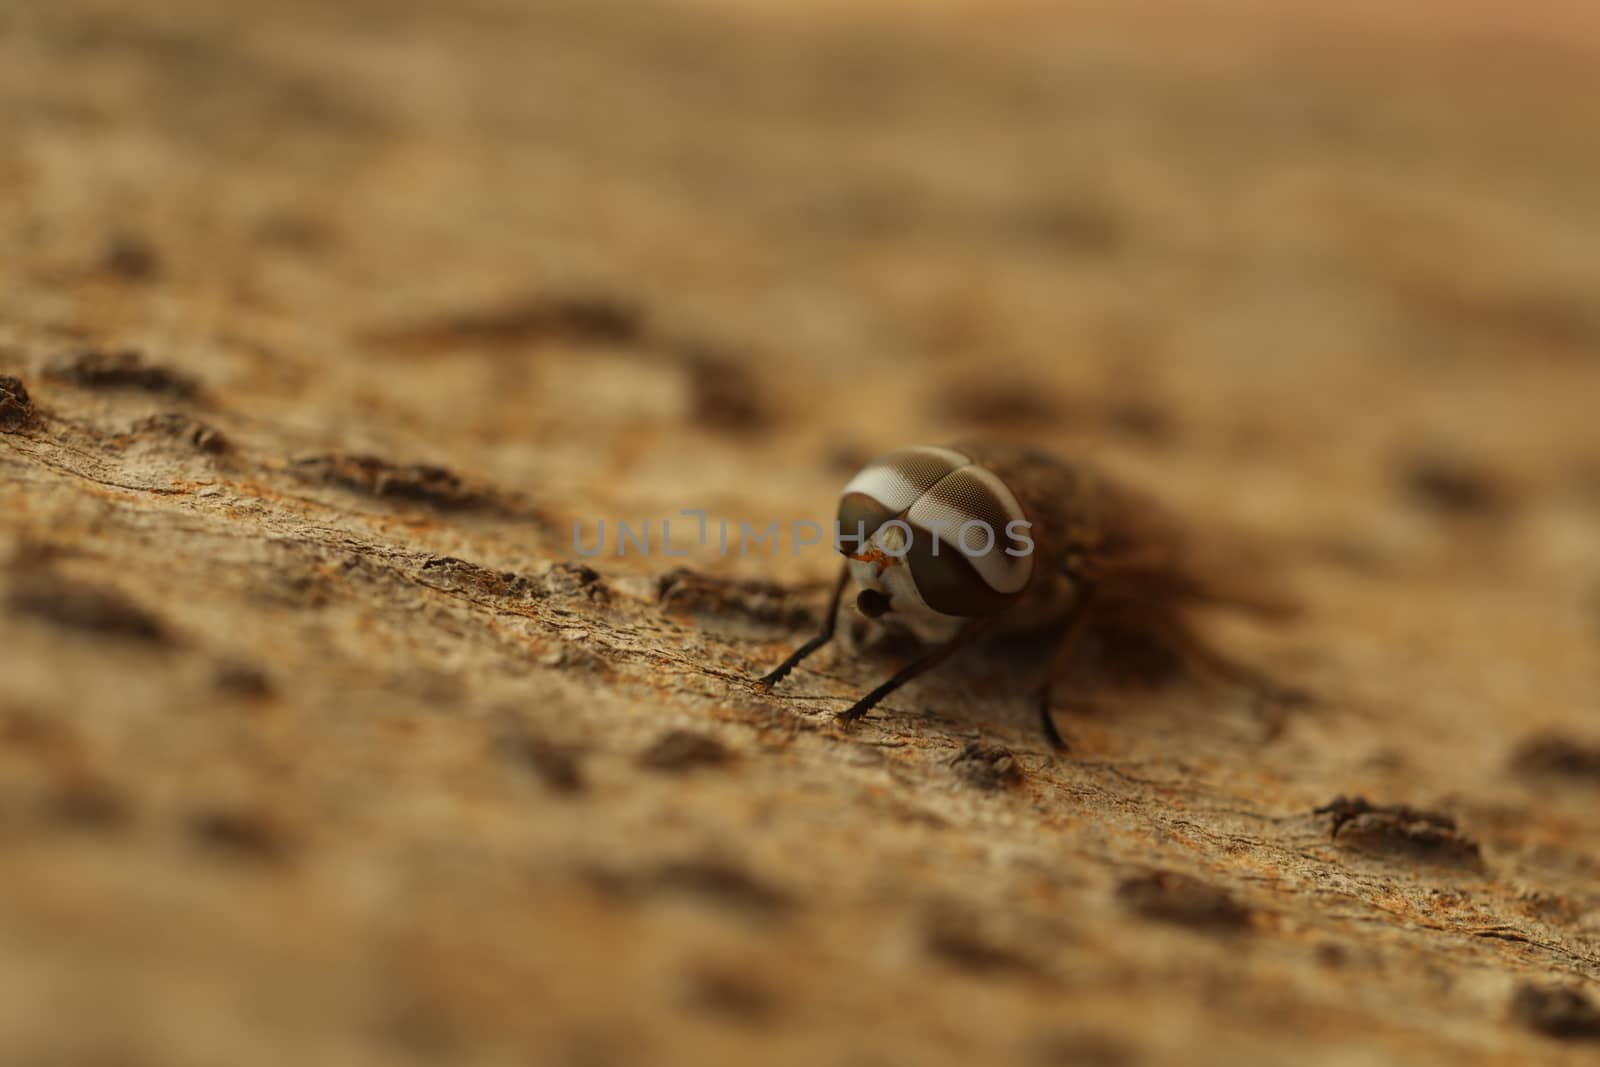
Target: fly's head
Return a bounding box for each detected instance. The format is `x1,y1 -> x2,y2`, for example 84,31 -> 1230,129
837,445 -> 1034,640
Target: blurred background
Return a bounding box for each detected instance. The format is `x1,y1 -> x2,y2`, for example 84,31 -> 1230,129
3,1 -> 1599,1064
7,0 -> 1598,541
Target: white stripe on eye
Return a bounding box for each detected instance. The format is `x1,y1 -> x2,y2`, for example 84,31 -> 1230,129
906,466 -> 1033,594
841,445 -> 970,514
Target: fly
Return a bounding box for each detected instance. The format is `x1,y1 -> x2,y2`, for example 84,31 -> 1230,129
754,442 -> 1300,748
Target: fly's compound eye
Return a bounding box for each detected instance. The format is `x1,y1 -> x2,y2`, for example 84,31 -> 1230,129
838,446 -> 1034,617
902,464 -> 1032,615
837,445 -> 970,546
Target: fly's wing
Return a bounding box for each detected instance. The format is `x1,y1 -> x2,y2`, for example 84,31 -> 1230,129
1085,475 -> 1300,619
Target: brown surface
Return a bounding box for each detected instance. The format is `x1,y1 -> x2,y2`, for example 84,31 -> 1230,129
3,1 -> 1600,1065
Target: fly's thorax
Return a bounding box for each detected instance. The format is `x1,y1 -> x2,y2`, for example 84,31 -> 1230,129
838,445 -> 1035,624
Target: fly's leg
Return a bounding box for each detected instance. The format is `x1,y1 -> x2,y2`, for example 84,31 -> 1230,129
753,563 -> 852,692
837,616 -> 996,726
1035,590 -> 1096,751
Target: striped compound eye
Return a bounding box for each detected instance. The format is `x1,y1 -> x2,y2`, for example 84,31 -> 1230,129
837,445 -> 1033,618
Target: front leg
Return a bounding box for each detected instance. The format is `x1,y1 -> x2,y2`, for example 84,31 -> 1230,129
753,563 -> 852,692
837,616 -> 996,726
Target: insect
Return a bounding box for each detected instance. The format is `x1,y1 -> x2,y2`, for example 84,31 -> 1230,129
754,442 -> 1298,747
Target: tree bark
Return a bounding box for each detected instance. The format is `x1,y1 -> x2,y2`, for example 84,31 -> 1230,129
3,2 -> 1600,1065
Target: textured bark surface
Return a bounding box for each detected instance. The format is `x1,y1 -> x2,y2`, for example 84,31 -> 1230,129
3,2 -> 1600,1065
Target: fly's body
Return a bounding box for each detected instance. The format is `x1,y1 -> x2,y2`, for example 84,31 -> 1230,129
756,442 -> 1295,748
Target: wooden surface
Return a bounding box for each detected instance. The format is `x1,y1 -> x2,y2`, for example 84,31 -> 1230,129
3,2 -> 1600,1064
